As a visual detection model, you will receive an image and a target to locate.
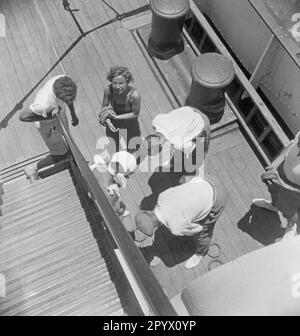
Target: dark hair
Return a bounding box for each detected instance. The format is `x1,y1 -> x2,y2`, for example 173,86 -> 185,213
53,76 -> 77,103
107,66 -> 133,83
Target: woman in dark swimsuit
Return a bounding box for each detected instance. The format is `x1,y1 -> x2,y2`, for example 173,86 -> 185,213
100,66 -> 141,154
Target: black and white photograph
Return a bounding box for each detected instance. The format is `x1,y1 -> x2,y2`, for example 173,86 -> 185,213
0,0 -> 300,318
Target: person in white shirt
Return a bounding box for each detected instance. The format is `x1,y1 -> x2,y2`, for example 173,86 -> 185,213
19,75 -> 79,180
134,176 -> 226,269
253,132 -> 300,239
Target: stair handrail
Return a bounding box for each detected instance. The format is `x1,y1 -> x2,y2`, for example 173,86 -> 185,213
56,114 -> 177,316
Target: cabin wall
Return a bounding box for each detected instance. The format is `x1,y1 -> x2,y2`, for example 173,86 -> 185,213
197,0 -> 271,73
261,47 -> 300,134
194,0 -> 300,134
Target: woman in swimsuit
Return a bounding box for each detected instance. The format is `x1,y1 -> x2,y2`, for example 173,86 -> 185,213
99,66 -> 141,154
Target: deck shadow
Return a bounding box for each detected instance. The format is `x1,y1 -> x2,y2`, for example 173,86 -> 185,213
138,226 -> 195,267
140,170 -> 182,210
237,205 -> 285,245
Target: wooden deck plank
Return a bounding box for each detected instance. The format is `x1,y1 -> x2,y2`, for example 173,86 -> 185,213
226,147 -> 282,244
8,1 -> 45,83
0,0 -> 53,168
206,155 -> 257,255
36,0 -> 102,162
7,0 -> 55,155
211,154 -> 262,252
0,49 -> 31,165
0,0 -> 289,306
51,1 -> 109,152
27,0 -> 92,160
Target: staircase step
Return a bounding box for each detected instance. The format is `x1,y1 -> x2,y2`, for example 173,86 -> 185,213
0,167 -> 125,316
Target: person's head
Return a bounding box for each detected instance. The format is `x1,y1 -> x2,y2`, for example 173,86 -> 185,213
107,66 -> 133,95
134,211 -> 161,237
53,76 -> 77,105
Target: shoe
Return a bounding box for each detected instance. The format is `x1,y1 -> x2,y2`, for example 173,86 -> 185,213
252,199 -> 278,212
150,256 -> 161,267
121,209 -> 130,218
185,254 -> 203,269
24,169 -> 39,183
282,224 -> 298,240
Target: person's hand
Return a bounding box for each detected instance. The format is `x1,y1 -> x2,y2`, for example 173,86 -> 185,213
106,118 -> 119,132
108,110 -> 117,119
265,165 -> 274,171
52,106 -> 62,116
71,117 -> 79,126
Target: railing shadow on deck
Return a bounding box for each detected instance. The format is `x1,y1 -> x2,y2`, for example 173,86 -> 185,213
0,3 -> 149,130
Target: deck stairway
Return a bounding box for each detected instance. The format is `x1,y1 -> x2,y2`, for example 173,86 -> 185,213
0,168 -> 129,316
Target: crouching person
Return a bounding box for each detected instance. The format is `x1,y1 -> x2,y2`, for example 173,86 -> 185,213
89,151 -> 137,218
253,131 -> 300,239
134,176 -> 226,269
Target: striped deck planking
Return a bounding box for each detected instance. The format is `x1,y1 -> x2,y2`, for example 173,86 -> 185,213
0,0 -> 287,308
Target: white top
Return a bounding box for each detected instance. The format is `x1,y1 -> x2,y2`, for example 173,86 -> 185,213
283,132 -> 300,186
30,75 -> 69,156
154,176 -> 214,236
30,75 -> 67,117
152,106 -> 205,154
108,151 -> 137,177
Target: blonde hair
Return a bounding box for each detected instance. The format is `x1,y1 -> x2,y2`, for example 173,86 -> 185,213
107,66 -> 133,83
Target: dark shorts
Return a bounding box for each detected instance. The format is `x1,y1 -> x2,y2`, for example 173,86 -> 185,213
106,119 -> 141,154
192,180 -> 227,255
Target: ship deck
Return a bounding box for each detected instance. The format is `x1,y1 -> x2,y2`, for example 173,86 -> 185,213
0,0 -> 286,302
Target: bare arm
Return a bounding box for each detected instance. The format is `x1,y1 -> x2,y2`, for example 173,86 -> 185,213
110,90 -> 141,121
101,87 -> 110,110
67,102 -> 79,126
19,107 -> 54,122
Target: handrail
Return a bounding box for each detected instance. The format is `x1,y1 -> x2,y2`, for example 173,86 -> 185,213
190,1 -> 290,151
56,114 -> 177,316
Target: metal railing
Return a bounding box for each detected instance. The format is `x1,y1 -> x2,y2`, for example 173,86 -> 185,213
56,114 -> 177,316
188,1 -> 290,165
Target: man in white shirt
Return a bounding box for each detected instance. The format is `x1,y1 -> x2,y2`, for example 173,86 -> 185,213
134,176 -> 226,269
253,132 -> 300,239
19,75 -> 79,180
